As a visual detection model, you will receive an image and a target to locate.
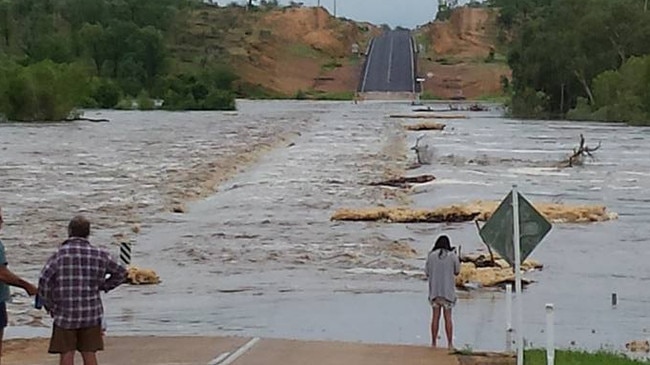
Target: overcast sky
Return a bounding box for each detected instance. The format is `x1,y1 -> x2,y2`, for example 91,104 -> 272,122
275,0 -> 474,28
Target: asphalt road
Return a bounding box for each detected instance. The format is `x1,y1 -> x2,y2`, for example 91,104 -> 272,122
5,336 -> 461,365
359,30 -> 416,93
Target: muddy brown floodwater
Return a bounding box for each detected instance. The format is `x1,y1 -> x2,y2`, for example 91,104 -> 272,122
1,101 -> 649,355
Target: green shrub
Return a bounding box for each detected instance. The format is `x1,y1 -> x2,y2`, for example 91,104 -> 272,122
162,91 -> 197,110
484,48 -> 495,63
115,98 -> 136,110
202,90 -> 236,110
236,82 -> 288,99
79,96 -> 100,108
137,91 -> 155,110
159,66 -> 237,110
567,56 -> 650,125
295,89 -> 307,100
322,59 -> 343,71
309,90 -> 355,100
510,88 -> 550,119
421,91 -> 440,100
0,60 -> 87,121
92,79 -> 121,109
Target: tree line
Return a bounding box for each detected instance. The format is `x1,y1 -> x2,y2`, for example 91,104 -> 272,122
488,0 -> 650,125
0,0 -> 237,122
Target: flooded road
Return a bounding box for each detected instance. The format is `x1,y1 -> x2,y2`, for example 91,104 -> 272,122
1,101 -> 649,353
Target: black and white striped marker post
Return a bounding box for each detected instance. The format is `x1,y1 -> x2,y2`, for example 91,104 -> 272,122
119,242 -> 132,266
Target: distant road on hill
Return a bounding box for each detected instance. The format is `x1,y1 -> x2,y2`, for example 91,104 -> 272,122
358,30 -> 418,94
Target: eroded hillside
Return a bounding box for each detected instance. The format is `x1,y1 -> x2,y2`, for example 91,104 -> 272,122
416,7 -> 510,99
169,4 -> 378,97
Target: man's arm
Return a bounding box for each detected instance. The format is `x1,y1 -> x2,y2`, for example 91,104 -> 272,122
453,254 -> 461,276
0,266 -> 37,295
101,254 -> 128,292
0,241 -> 37,295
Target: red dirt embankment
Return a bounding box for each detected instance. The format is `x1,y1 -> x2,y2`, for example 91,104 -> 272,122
241,7 -> 372,94
417,7 -> 511,99
175,5 -> 377,96
427,7 -> 496,58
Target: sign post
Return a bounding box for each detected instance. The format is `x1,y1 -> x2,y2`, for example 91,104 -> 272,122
505,283 -> 513,352
479,186 -> 553,365
512,185 -> 524,365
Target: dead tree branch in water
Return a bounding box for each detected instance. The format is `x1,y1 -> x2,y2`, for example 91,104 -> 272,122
66,117 -> 110,123
411,134 -> 432,165
368,175 -> 435,189
566,134 -> 601,167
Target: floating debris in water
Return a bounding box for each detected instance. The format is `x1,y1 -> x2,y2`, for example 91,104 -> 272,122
331,206 -> 479,223
389,113 -> 467,119
457,253 -> 542,289
403,122 -> 446,131
331,201 -> 618,224
127,266 -> 161,285
626,340 -> 650,353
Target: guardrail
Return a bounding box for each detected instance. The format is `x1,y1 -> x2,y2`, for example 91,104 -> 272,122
364,38 -> 374,57
357,38 -> 375,92
410,35 -> 420,93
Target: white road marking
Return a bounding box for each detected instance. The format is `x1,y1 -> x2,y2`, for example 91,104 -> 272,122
209,337 -> 260,365
207,352 -> 231,365
360,39 -> 375,92
387,35 -> 395,85
409,36 -> 416,93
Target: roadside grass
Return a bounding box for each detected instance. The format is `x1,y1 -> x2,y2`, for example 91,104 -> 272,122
286,43 -> 322,59
238,85 -> 291,100
476,93 -> 510,104
425,54 -> 509,66
415,33 -> 432,55
347,55 -> 361,65
525,350 -> 648,365
420,91 -> 442,100
306,90 -> 355,100
321,58 -> 343,71
433,56 -> 464,66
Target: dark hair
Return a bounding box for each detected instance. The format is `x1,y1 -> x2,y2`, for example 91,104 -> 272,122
68,215 -> 91,238
432,235 -> 453,258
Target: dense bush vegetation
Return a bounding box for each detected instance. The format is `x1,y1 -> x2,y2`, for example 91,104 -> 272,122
0,0 -> 237,121
488,0 -> 650,124
0,60 -> 87,121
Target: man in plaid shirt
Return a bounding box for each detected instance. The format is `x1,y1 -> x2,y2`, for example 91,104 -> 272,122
39,216 -> 127,365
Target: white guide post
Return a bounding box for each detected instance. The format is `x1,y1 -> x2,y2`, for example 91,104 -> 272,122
506,283 -> 513,352
546,303 -> 555,365
512,185 -> 524,365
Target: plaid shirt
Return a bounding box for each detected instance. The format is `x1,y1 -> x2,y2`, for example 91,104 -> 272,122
38,237 -> 127,329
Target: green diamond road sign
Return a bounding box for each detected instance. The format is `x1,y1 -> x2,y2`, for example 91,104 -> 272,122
479,191 -> 552,267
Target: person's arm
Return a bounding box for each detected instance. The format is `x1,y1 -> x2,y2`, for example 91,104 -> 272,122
424,254 -> 431,279
0,243 -> 37,295
101,253 -> 128,292
453,253 -> 461,276
0,266 -> 37,295
38,255 -> 58,312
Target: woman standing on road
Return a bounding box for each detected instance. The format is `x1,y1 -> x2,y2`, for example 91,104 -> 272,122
425,235 -> 460,349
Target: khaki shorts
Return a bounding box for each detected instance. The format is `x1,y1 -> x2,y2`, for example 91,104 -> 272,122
48,325 -> 104,354
429,297 -> 455,309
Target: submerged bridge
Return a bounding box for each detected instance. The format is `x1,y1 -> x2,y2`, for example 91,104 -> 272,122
358,30 -> 420,100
